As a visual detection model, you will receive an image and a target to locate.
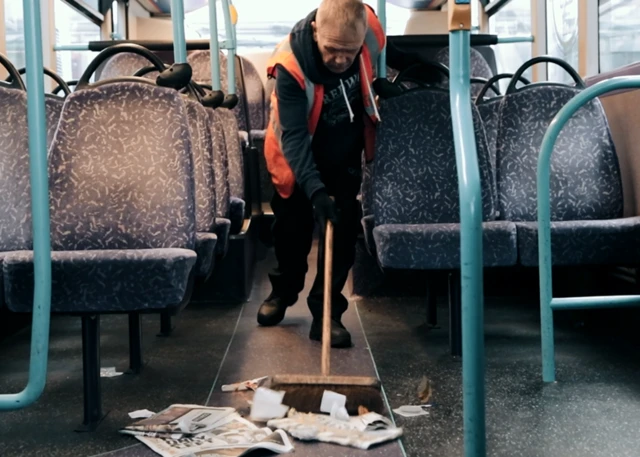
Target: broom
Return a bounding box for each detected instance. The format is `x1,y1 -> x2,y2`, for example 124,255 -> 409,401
270,219 -> 384,415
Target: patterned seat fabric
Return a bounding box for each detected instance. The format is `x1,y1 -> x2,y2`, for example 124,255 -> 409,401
433,47 -> 496,97
239,55 -> 266,131
371,89 -> 517,270
5,81 -> 197,313
185,98 -> 218,275
188,50 -> 249,132
0,87 -> 33,253
45,95 -> 65,147
207,109 -> 231,255
495,84 -> 630,266
95,52 -> 151,80
476,99 -> 501,192
216,108 -> 245,234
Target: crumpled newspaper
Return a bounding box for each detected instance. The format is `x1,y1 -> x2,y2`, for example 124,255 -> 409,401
267,409 -> 403,450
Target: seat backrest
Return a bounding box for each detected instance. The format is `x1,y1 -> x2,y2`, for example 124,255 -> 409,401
45,94 -> 65,148
185,98 -> 217,232
206,109 -> 231,219
0,86 -> 32,251
188,50 -> 250,132
216,107 -> 244,200
372,88 -> 495,225
48,80 -> 196,250
96,53 -> 151,80
495,84 -> 622,222
476,99 -> 501,177
239,56 -> 266,131
433,47 -> 494,97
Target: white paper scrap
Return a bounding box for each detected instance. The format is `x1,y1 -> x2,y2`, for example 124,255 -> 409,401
330,402 -> 350,421
128,409 -> 155,419
250,387 -> 289,421
100,367 -> 123,378
393,405 -> 430,417
320,390 -> 346,414
221,375 -> 269,392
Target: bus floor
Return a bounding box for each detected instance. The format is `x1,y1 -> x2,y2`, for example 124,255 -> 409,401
1,243 -> 640,457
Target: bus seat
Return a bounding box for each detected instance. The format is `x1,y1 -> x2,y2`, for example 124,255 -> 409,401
239,55 -> 266,131
371,88 -> 516,271
188,50 -> 250,132
207,109 -> 232,256
4,80 -> 198,314
216,107 -> 246,234
433,47 -> 494,97
475,74 -> 532,191
2,80 -> 198,428
494,73 -> 639,266
95,52 -> 149,81
0,86 -> 34,258
45,94 -> 64,147
184,98 -> 218,277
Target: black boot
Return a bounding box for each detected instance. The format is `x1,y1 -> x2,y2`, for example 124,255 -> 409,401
309,318 -> 352,348
257,291 -> 297,326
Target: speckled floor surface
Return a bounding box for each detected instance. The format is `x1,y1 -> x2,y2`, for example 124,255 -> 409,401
1,242 -> 640,457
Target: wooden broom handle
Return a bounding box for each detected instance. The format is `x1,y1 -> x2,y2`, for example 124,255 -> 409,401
321,219 -> 333,377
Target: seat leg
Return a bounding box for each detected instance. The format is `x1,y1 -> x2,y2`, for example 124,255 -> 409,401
126,313 -> 143,374
158,312 -> 174,337
448,271 -> 462,357
76,315 -> 106,432
426,277 -> 439,329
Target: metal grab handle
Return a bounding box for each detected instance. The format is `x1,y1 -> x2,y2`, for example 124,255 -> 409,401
448,1 -> 486,456
0,0 -> 52,412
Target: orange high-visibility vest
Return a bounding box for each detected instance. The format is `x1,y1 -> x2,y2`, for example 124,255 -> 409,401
264,6 -> 386,199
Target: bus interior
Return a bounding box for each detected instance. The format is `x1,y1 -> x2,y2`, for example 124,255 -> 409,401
2,0 -> 640,456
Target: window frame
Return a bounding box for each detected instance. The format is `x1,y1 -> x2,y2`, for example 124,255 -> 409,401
62,0 -> 104,26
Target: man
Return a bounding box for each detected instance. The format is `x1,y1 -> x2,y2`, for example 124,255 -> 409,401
258,0 -> 429,348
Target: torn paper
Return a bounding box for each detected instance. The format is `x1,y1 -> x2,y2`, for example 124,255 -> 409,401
128,409 -> 155,419
393,405 -> 430,417
249,387 -> 289,422
221,376 -> 269,392
100,367 -> 123,378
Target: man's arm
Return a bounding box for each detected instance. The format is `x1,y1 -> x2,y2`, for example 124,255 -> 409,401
274,64 -> 325,200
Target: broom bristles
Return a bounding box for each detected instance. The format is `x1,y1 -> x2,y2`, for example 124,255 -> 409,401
270,383 -> 385,415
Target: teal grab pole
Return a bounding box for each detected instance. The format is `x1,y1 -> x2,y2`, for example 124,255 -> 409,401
449,23 -> 486,457
537,75 -> 640,383
377,0 -> 386,78
220,0 -> 236,95
53,44 -> 90,51
170,0 -> 187,63
497,35 -> 534,44
0,0 -> 52,411
208,0 -> 222,91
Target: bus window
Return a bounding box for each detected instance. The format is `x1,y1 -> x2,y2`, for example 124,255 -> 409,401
599,0 -> 640,72
489,0 -> 532,91
54,0 -> 101,81
546,0 -> 578,83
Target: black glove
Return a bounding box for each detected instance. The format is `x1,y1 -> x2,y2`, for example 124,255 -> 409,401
311,190 -> 337,235
373,77 -> 404,99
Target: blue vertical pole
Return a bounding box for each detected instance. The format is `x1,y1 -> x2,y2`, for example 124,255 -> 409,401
220,0 -> 236,95
0,0 -> 52,411
208,0 -> 222,91
377,0 -> 386,78
170,0 -> 187,63
448,0 -> 486,455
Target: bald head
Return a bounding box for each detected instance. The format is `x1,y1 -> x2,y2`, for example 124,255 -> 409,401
312,0 -> 368,74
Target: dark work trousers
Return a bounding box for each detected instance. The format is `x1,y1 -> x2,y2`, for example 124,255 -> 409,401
268,183 -> 361,322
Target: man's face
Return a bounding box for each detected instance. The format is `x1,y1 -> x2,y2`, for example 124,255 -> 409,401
312,20 -> 366,74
